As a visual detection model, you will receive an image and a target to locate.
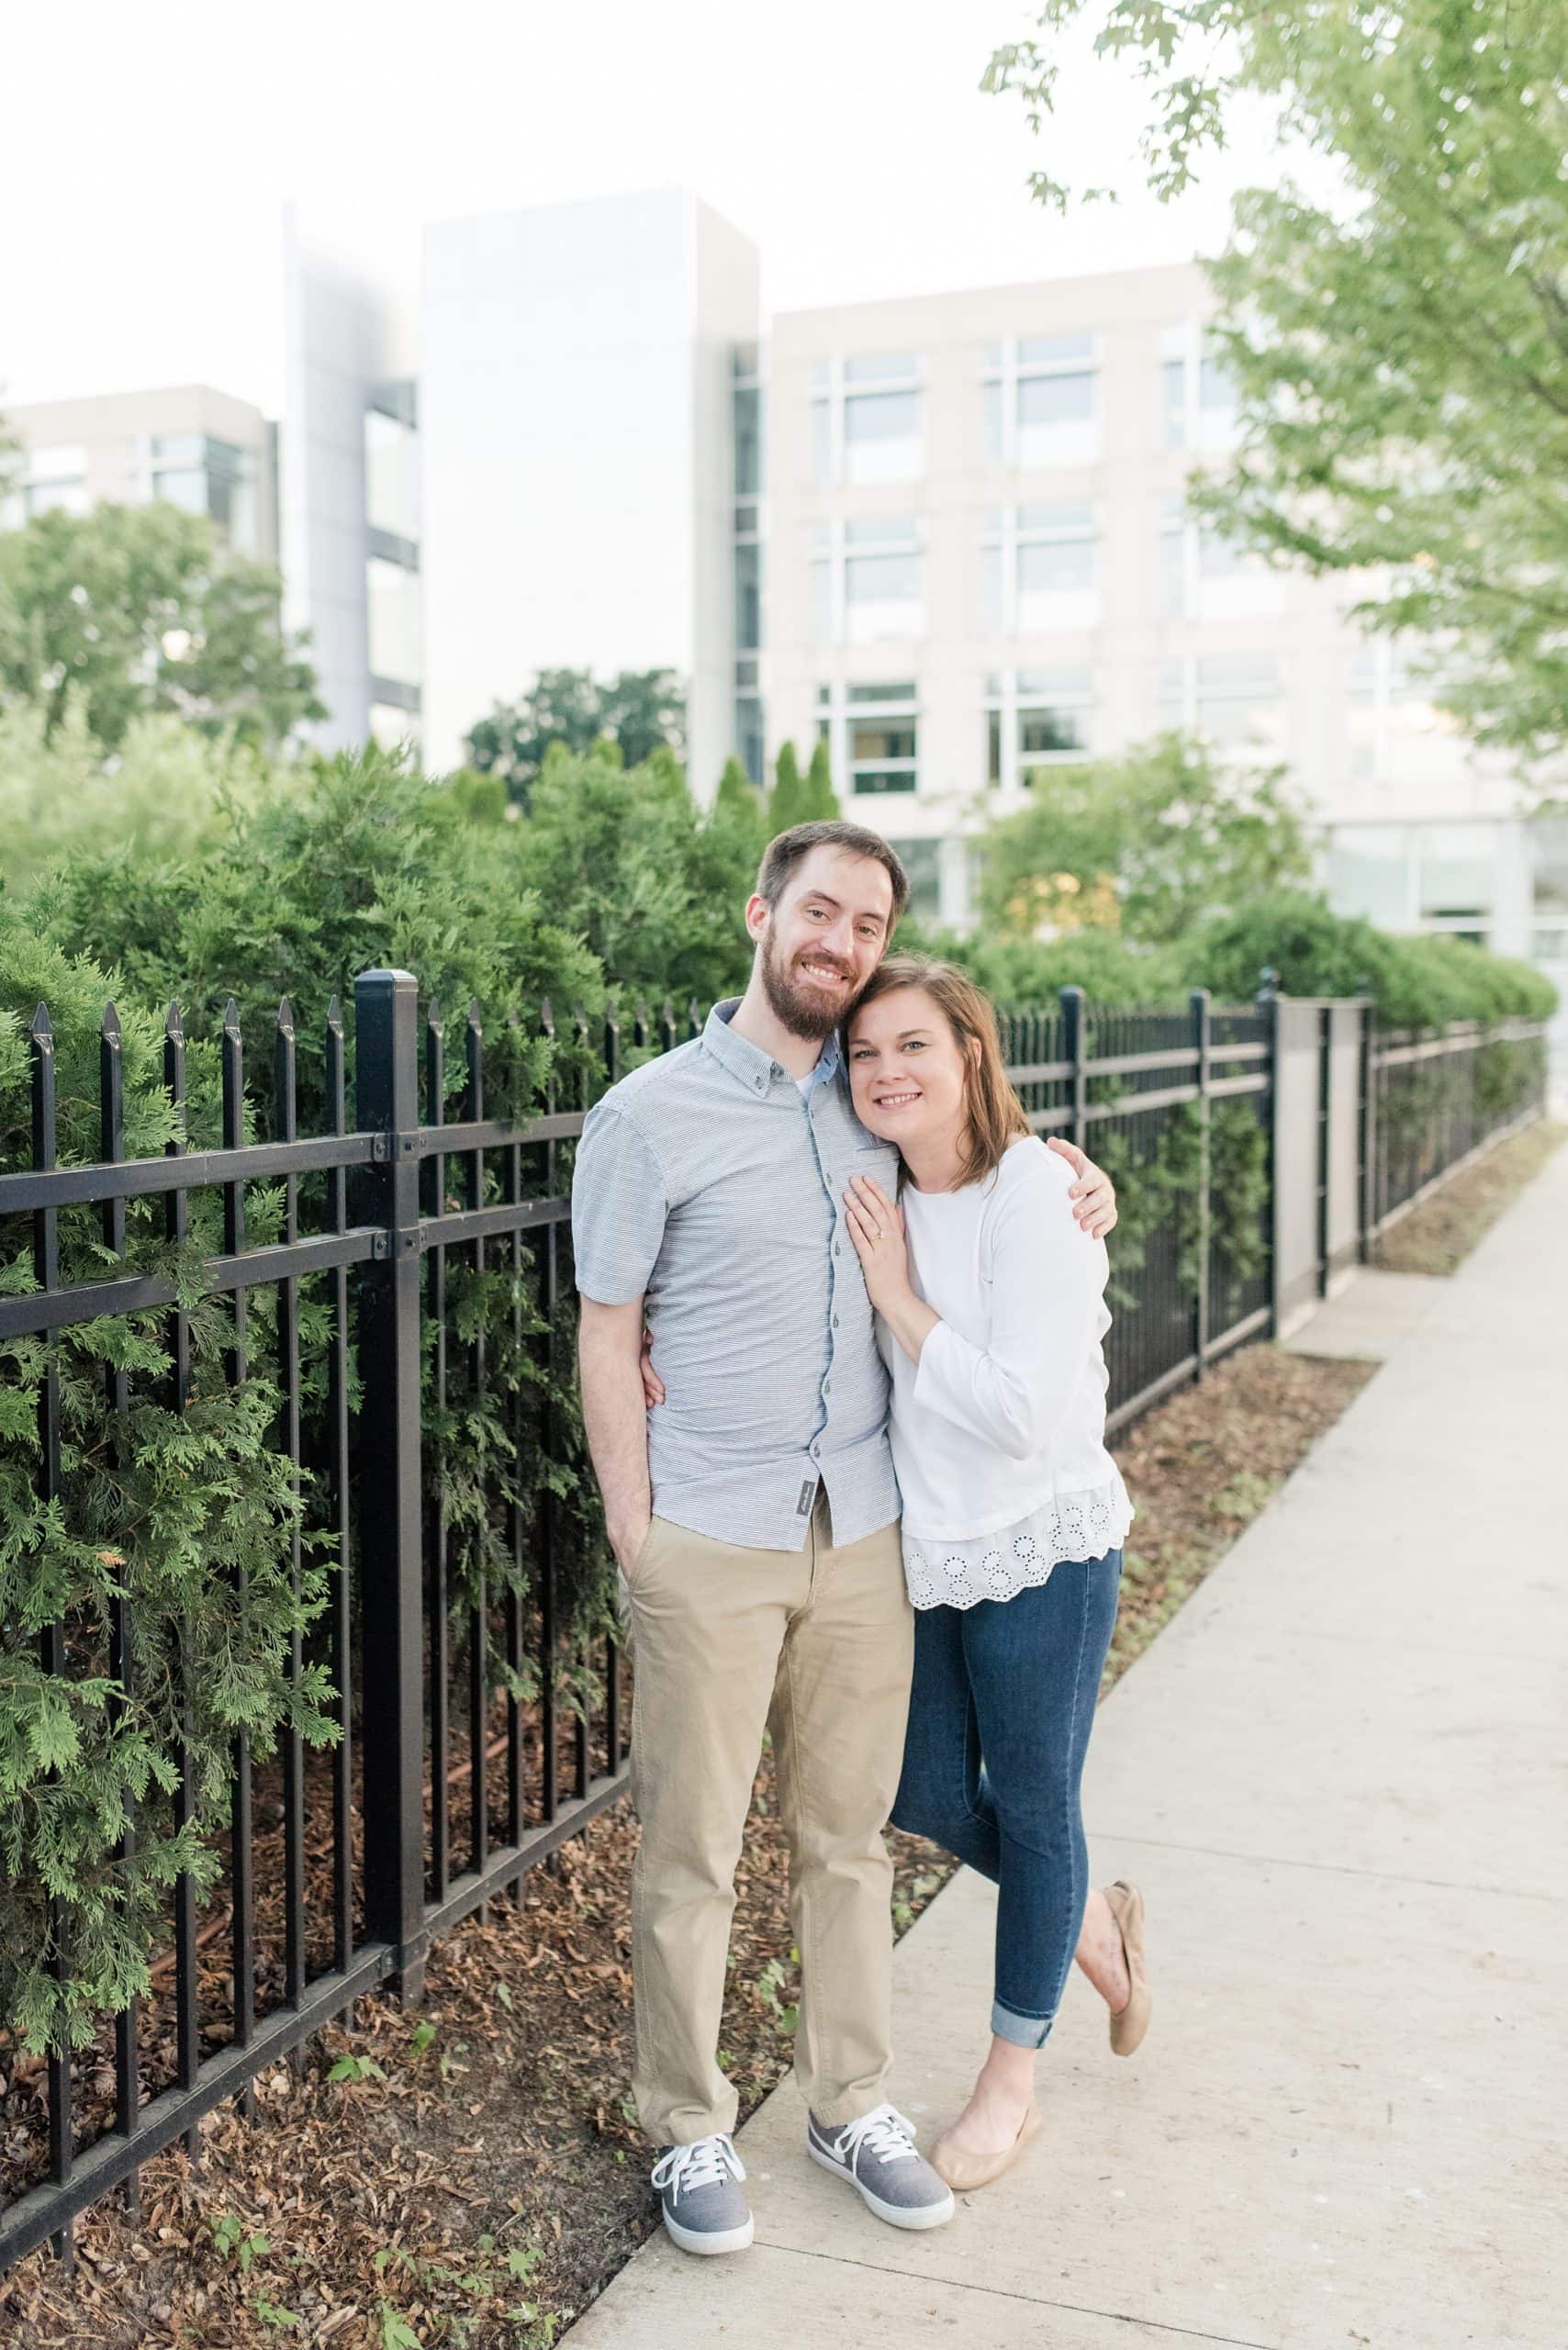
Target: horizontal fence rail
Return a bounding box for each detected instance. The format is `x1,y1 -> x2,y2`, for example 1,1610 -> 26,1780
0,972 -> 1547,2272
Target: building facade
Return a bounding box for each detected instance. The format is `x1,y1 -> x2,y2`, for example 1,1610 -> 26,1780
751,263 -> 1565,1002
2,383 -> 277,561
3,193 -> 1562,1061
420,188 -> 756,789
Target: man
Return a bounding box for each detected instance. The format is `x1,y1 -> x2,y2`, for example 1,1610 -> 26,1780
571,821 -> 1116,2255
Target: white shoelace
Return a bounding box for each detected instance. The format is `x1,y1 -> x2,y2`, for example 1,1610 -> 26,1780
829,2102 -> 920,2172
651,2132 -> 746,2203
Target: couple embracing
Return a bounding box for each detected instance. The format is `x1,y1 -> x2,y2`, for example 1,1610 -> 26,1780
572,820 -> 1150,2255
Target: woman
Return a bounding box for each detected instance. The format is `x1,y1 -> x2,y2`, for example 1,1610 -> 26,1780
840,955 -> 1150,2193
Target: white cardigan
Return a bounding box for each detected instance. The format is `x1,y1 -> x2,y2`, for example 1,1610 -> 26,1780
879,1136 -> 1133,1609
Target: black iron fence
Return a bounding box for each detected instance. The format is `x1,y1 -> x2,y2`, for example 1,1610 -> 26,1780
0,973 -> 1548,2272
1371,1017 -> 1549,1233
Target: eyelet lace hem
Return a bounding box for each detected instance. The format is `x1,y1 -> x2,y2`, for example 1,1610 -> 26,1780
903,1480 -> 1134,1612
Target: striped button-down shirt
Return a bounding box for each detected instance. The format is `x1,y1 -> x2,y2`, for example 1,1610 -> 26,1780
570,998 -> 902,1550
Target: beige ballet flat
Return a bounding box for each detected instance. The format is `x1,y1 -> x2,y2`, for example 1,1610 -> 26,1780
1103,1878 -> 1152,2056
930,2099 -> 1043,2193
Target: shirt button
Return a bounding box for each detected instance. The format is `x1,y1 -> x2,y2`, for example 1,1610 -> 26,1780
823,1379 -> 832,1394
834,1242 -> 841,1256
833,1314 -> 839,1328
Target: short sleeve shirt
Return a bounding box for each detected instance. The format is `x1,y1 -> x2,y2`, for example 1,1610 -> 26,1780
570,999 -> 901,1550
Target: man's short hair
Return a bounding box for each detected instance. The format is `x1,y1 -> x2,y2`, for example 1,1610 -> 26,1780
756,822 -> 910,923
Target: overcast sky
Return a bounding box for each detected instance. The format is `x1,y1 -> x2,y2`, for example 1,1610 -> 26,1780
3,0 -> 1302,417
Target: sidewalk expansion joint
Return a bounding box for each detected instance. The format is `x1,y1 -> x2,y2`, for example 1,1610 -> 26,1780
753,2235 -> 1282,2349
1092,1830 -> 1568,1903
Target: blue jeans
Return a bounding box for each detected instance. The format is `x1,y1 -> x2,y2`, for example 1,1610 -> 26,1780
890,1551 -> 1122,2049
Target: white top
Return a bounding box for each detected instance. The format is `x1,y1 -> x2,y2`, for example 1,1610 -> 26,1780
879,1136 -> 1134,1611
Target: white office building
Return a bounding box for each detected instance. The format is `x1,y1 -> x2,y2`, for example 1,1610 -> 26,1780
4,190 -> 1563,1060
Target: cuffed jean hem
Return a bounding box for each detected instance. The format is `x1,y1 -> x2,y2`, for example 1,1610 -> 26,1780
991,1997 -> 1056,2050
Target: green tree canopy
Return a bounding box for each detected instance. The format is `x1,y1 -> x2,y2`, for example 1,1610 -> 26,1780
767,738 -> 812,832
803,735 -> 841,820
0,501 -> 323,752
977,732 -> 1315,946
464,666 -> 686,807
513,743 -> 760,1003
987,1 -> 1568,770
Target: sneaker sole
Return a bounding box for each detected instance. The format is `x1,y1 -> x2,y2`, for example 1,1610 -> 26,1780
661,2206 -> 756,2256
807,2139 -> 956,2230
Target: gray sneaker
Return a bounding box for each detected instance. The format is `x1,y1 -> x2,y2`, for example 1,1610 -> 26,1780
807,2102 -> 956,2230
649,2132 -> 755,2255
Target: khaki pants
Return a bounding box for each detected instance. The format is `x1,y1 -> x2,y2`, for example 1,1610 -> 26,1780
621,1493 -> 913,2146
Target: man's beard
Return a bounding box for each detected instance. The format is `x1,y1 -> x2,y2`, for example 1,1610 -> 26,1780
759,928 -> 865,1041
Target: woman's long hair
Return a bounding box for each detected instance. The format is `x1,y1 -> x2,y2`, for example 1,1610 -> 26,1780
847,955 -> 1030,1189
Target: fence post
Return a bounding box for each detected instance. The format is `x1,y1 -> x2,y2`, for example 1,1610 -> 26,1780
1058,984 -> 1087,1154
1257,968 -> 1282,1338
1357,983 -> 1377,1263
1316,1002 -> 1332,1299
1191,987 -> 1211,1379
352,968 -> 429,2005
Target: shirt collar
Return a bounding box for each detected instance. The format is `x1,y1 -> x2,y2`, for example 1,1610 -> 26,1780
703,998 -> 842,1097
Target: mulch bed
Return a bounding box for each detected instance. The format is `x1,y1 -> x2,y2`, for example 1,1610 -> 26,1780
0,1341 -> 1372,2350
1372,1117 -> 1565,1277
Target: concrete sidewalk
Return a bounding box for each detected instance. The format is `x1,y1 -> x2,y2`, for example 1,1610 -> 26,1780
568,1145 -> 1568,2350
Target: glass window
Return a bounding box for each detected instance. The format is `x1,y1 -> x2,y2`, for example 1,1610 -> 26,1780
1327,827 -> 1413,926
1198,527 -> 1246,578
1020,705 -> 1088,757
1417,825 -> 1495,921
844,389 -> 923,486
1162,358 -> 1188,449
1016,371 -> 1095,467
846,394 -> 922,441
987,709 -> 1003,785
1016,511 -> 1097,630
886,837 -> 942,919
151,437 -> 259,552
845,514 -> 916,546
734,694 -> 765,786
1018,331 -> 1093,364
1528,820 -> 1568,912
1200,354 -> 1237,412
852,722 -> 917,761
1530,927 -> 1568,959
365,409 -> 420,542
25,479 -> 90,518
846,553 -> 919,604
735,542 -> 761,652
734,385 -> 762,497
1018,539 -> 1094,596
812,397 -> 833,484
20,442 -> 90,518
151,466 -> 209,518
369,702 -> 420,750
1193,652 -> 1283,749
367,556 -> 422,685
844,690 -> 919,795
845,352 -> 918,384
